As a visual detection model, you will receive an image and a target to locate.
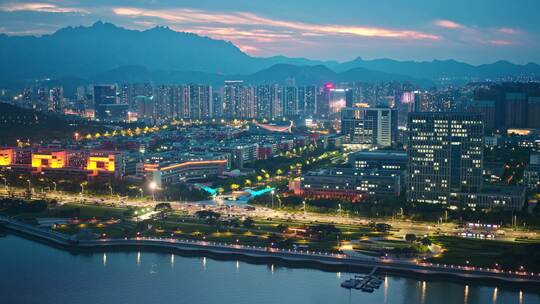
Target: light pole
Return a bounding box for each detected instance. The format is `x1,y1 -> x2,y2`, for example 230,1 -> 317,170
1,177 -> 7,191
271,189 -> 275,209
80,182 -> 85,196
108,184 -> 113,196
149,181 -> 157,202
52,181 -> 57,192
303,200 -> 306,216
26,179 -> 32,195
139,188 -> 144,199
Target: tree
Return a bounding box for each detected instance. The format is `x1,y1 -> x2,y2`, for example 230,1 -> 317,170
195,210 -> 220,220
243,217 -> 255,228
374,223 -> 392,233
420,237 -> 432,246
155,202 -> 172,211
405,234 -> 417,243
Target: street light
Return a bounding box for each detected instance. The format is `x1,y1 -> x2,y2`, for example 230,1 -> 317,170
138,188 -> 144,199
80,182 -> 85,196
52,181 -> 57,192
271,189 -> 275,209
303,200 -> 306,216
108,184 -> 113,196
26,179 -> 32,195
149,181 -> 158,202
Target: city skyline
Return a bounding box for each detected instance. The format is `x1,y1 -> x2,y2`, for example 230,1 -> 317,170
1,0 -> 539,64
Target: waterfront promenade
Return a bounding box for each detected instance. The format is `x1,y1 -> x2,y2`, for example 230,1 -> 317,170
1,215 -> 539,285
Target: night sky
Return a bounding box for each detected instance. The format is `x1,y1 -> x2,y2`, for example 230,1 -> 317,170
1,0 -> 539,64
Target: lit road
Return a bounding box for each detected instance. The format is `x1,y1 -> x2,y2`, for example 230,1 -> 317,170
1,187 -> 538,241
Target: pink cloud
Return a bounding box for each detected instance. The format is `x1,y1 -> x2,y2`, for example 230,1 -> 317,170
0,2 -> 88,14
113,7 -> 440,41
434,19 -> 465,30
498,27 -> 521,35
489,39 -> 515,46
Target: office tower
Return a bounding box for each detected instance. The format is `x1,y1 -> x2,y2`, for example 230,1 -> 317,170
119,84 -> 130,107
21,87 -> 32,107
345,89 -> 354,107
282,86 -> 298,118
136,96 -> 155,124
528,97 -> 540,129
303,86 -> 317,117
94,84 -> 119,120
37,87 -> 48,110
407,112 -> 484,204
48,87 -> 64,113
340,107 -> 397,147
468,100 -> 496,133
316,84 -> 332,118
411,91 -> 434,112
505,92 -> 527,128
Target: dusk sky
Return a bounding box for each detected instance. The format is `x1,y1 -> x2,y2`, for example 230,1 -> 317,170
1,0 -> 539,64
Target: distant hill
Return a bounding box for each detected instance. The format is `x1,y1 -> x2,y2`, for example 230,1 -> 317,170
335,57 -> 540,80
0,103 -> 105,145
0,21 -> 539,89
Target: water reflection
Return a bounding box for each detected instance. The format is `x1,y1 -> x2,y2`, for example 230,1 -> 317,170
421,281 -> 427,304
1,235 -> 539,304
383,276 -> 389,304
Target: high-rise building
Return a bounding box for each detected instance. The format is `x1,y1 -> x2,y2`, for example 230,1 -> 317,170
316,84 -> 332,118
528,97 -> 540,129
468,100 -> 496,133
154,85 -> 173,122
340,107 -> 397,147
282,86 -> 298,118
255,85 -> 274,119
505,92 -> 528,128
223,80 -> 243,119
189,85 -> 213,120
136,96 -> 155,124
223,81 -> 255,119
301,86 -> 317,116
48,87 -> 64,113
94,85 -> 121,121
407,112 -> 484,204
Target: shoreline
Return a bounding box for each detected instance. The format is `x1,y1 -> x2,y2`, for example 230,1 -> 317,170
2,217 -> 540,289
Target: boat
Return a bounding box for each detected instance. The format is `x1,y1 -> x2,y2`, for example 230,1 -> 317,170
340,279 -> 358,289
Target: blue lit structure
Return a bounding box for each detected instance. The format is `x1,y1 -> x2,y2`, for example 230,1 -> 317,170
245,187 -> 275,198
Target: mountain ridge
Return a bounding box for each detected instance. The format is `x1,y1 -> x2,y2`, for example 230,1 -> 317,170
0,21 -> 539,89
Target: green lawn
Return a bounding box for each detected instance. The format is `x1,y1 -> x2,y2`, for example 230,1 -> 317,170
428,236 -> 540,272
